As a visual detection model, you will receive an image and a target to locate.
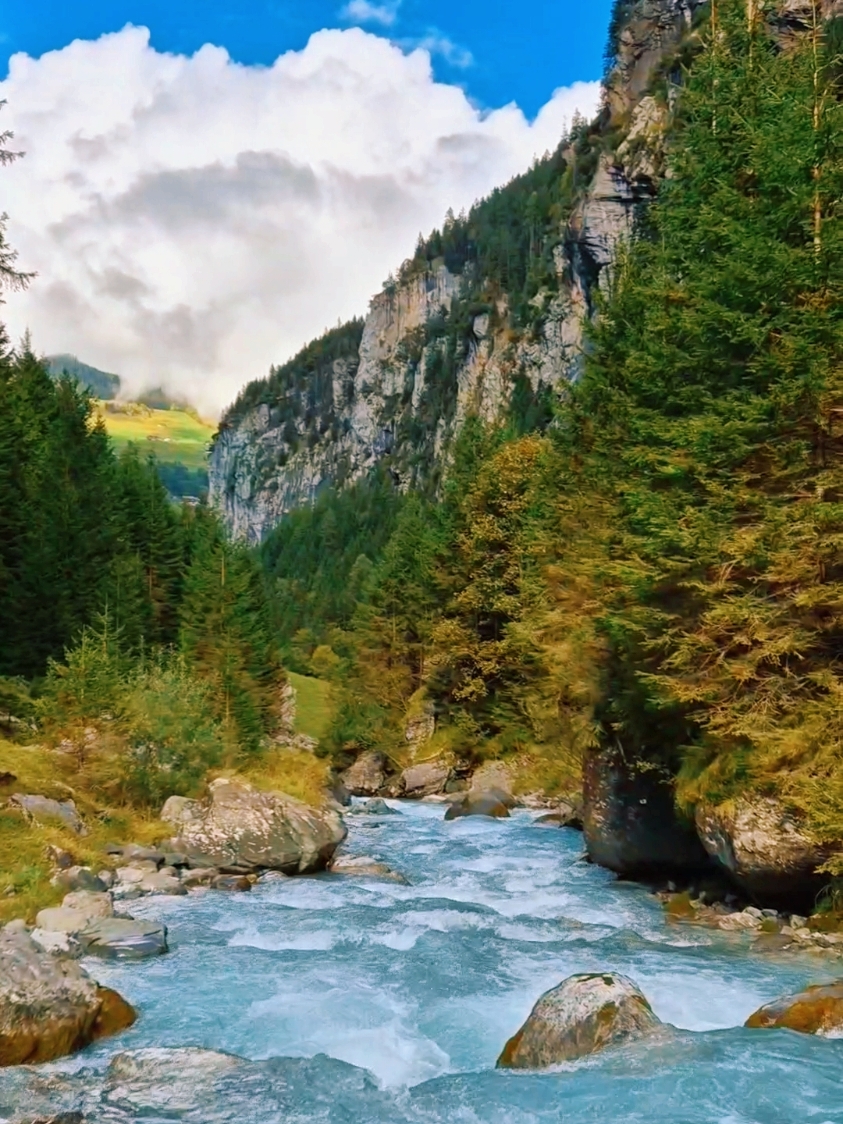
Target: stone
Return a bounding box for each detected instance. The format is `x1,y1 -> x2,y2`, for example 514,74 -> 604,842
401,762 -> 451,798
696,797 -> 837,911
80,918 -> 168,960
8,795 -> 85,835
35,890 -> 113,935
469,761 -> 514,797
30,929 -> 81,958
173,777 -> 346,875
45,846 -> 75,871
583,747 -> 711,879
746,982 -> 843,1034
444,792 -> 511,821
163,852 -> 190,868
121,845 -> 165,866
137,872 -> 187,896
534,806 -> 581,828
330,856 -> 408,883
51,866 -> 107,894
347,798 -> 399,816
181,868 -> 218,888
116,862 -> 158,884
97,870 -> 115,889
717,910 -> 762,932
160,796 -> 203,828
340,752 -> 388,797
0,927 -> 135,1065
497,973 -> 662,1068
212,875 -> 252,892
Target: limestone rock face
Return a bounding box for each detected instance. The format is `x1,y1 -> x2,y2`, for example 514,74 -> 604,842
0,928 -> 135,1066
746,982 -> 843,1035
341,752 -> 388,797
583,747 -> 711,878
173,777 -> 346,875
695,797 -> 836,910
497,973 -> 662,1068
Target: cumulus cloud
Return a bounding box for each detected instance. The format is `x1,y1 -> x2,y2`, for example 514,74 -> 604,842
408,34 -> 474,69
341,1 -> 401,27
0,26 -> 601,415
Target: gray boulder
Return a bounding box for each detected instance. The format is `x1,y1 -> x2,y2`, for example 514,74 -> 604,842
8,794 -> 85,835
0,927 -> 135,1065
497,972 -> 662,1068
80,918 -> 168,960
445,791 -> 511,821
341,752 -> 388,797
347,798 -> 399,816
160,795 -> 203,829
330,855 -> 408,883
696,797 -> 837,911
173,777 -> 346,875
401,762 -> 451,798
51,866 -> 107,893
137,871 -> 187,896
36,892 -> 114,935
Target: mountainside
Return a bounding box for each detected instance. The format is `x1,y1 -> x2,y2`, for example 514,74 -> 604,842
46,353 -> 121,400
210,0 -> 706,544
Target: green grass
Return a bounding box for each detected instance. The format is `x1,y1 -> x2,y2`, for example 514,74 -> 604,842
96,403 -> 215,470
287,672 -> 333,741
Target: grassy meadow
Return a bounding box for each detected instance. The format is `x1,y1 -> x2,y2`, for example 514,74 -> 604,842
95,403 -> 215,471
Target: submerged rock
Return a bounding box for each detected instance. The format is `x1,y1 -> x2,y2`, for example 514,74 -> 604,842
341,752 -> 388,797
746,982 -> 843,1034
0,928 -> 135,1065
583,747 -> 711,878
173,777 -> 346,875
695,797 -> 835,911
497,972 -> 662,1069
444,791 -> 511,821
330,856 -> 408,883
80,918 -> 168,960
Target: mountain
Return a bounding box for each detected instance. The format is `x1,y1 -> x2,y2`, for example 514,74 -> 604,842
46,353 -> 121,399
210,0 -> 706,544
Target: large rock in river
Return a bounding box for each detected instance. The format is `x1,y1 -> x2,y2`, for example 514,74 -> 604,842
341,751 -> 387,797
497,972 -> 662,1068
400,761 -> 451,798
173,777 -> 346,875
0,927 -> 135,1065
444,791 -> 511,821
583,747 -> 710,878
696,797 -> 836,911
745,982 -> 843,1035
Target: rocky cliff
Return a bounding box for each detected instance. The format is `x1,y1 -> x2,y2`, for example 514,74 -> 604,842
210,0 -> 705,544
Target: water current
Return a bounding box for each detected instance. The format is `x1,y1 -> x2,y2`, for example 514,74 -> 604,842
24,802 -> 843,1121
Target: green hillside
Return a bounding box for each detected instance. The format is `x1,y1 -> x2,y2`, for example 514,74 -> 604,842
46,353 -> 121,399
96,401 -> 214,498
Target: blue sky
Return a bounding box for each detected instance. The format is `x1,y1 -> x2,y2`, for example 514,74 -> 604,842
1,0 -> 614,117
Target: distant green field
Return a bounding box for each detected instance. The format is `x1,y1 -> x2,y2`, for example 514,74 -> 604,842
96,404 -> 215,471
287,672 -> 333,742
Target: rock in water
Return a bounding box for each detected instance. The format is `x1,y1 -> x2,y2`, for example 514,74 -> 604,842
401,762 -> 451,798
583,747 -> 711,878
497,973 -> 662,1068
341,752 -> 388,797
696,797 -> 835,911
80,918 -> 168,960
444,792 -> 511,821
173,777 -> 346,875
347,798 -> 399,816
745,982 -> 843,1035
0,928 -> 135,1065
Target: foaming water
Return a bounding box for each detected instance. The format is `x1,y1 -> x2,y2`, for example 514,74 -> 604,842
67,802 -> 843,1121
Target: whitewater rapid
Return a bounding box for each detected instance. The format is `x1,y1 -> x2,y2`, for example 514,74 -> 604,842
37,801 -> 843,1121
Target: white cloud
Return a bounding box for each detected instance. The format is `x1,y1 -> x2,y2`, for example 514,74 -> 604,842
341,1 -> 401,28
409,34 -> 473,69
0,26 -> 601,415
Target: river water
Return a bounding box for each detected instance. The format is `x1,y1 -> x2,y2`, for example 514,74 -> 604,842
13,801 -> 843,1122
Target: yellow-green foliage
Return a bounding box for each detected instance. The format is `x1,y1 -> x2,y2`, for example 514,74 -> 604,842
240,751 -> 331,807
96,403 -> 214,470
287,672 -> 333,742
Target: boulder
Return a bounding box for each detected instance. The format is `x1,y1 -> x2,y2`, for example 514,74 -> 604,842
583,747 -> 711,878
212,875 -> 252,892
401,762 -> 451,798
8,795 -> 85,835
745,982 -> 843,1034
137,872 -> 187,896
497,972 -> 662,1069
160,796 -> 203,829
445,791 -> 511,821
181,868 -> 218,888
173,777 -> 346,875
347,798 -> 399,816
330,856 -> 408,883
695,797 -> 836,911
36,892 -> 114,935
30,928 -> 81,958
341,752 -> 388,797
51,866 -> 107,893
534,802 -> 582,829
469,761 -> 514,797
116,862 -> 159,884
121,845 -> 166,866
0,928 -> 135,1065
80,918 -> 168,960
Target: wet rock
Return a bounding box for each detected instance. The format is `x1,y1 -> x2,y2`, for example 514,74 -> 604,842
401,762 -> 451,798
341,751 -> 388,797
0,927 -> 135,1065
330,856 -> 408,883
160,796 -> 203,829
583,747 -> 711,878
8,795 -> 85,835
212,875 -> 252,892
347,798 -> 399,816
746,982 -> 843,1034
444,791 -> 511,821
51,867 -> 107,894
80,918 -> 168,960
497,972 -> 662,1068
173,777 -> 346,875
695,797 -> 836,911
534,802 -> 583,829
